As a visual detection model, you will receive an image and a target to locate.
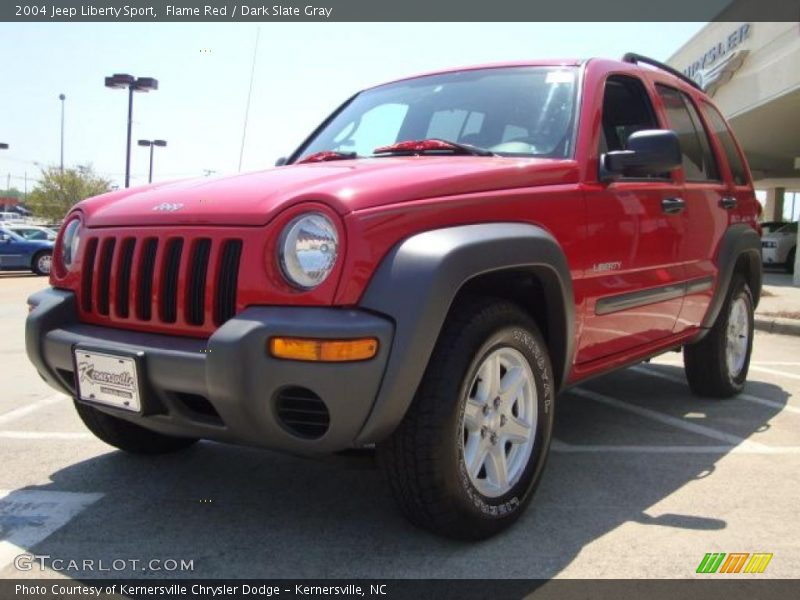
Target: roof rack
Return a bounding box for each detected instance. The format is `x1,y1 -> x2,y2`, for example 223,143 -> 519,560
622,52 -> 702,91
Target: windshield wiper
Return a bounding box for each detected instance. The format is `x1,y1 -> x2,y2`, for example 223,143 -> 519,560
373,139 -> 494,157
296,150 -> 358,164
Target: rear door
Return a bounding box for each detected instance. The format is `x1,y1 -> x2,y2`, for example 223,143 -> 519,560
577,74 -> 685,364
652,84 -> 728,332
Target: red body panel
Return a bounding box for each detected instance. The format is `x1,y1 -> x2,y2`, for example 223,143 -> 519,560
51,58 -> 760,386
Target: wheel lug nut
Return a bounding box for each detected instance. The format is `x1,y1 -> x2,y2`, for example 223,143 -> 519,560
482,404 -> 490,415
500,415 -> 507,427
493,397 -> 501,409
490,433 -> 498,445
480,426 -> 487,438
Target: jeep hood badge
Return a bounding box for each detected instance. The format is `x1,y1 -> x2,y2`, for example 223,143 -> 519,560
152,202 -> 184,212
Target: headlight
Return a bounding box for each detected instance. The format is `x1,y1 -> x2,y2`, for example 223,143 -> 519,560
61,217 -> 82,270
278,212 -> 339,289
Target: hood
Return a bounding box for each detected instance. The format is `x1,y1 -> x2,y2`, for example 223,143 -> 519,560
80,156 -> 579,227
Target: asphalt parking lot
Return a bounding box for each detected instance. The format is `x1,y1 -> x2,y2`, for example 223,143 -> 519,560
0,274 -> 798,580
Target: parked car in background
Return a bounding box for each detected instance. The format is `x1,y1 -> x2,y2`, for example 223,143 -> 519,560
762,222 -> 797,273
759,220 -> 789,235
8,225 -> 57,241
0,212 -> 26,225
0,227 -> 54,275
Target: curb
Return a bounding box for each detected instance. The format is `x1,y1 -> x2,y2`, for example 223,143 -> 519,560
754,316 -> 800,337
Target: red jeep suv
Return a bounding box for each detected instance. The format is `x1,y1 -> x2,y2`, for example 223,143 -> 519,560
26,54 -> 762,539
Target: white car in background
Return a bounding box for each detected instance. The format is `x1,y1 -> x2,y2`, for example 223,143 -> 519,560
7,225 -> 57,241
0,212 -> 26,225
762,222 -> 797,273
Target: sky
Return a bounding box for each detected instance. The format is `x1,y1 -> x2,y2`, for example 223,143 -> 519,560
0,22 -> 705,191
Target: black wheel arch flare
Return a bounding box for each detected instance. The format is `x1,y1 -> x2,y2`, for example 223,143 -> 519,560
355,222 -> 575,445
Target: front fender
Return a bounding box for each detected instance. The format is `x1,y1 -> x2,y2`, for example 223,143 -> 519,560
355,222 -> 574,444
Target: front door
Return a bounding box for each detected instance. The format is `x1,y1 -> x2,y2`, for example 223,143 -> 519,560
577,74 -> 685,363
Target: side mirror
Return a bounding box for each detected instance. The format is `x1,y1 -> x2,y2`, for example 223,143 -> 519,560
0,234 -> 9,243
601,129 -> 681,179
274,157 -> 288,167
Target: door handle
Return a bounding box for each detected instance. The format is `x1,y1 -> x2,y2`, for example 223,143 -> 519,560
719,196 -> 738,210
661,197 -> 686,214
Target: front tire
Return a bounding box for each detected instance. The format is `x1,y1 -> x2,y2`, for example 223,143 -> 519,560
32,251 -> 52,276
684,275 -> 754,398
75,401 -> 197,454
378,298 -> 555,540
786,247 -> 796,275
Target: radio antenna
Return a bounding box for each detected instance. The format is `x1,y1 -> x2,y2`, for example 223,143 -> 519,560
238,27 -> 260,172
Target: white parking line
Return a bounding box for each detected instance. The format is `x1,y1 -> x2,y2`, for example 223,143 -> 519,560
751,361 -> 800,366
0,431 -> 92,440
551,439 -> 800,454
0,394 -> 66,426
631,365 -> 800,415
749,365 -> 800,381
0,489 -> 103,570
569,387 -> 770,449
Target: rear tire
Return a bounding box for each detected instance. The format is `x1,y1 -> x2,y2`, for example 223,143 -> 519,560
75,401 -> 197,454
378,298 -> 555,540
684,275 -> 754,398
32,251 -> 52,276
786,247 -> 796,274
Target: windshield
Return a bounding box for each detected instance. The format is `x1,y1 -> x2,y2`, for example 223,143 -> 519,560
15,227 -> 55,240
294,66 -> 579,162
0,228 -> 24,241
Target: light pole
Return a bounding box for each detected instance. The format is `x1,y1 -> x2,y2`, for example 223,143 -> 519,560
137,139 -> 167,184
59,94 -> 66,172
1,144 -> 7,193
104,74 -> 158,188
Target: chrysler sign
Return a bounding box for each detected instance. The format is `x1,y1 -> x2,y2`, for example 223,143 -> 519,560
682,23 -> 751,94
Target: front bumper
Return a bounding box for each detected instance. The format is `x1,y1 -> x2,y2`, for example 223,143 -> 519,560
761,247 -> 787,265
26,288 -> 394,454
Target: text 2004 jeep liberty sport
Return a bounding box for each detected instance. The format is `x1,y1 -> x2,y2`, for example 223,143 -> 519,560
26,55 -> 762,539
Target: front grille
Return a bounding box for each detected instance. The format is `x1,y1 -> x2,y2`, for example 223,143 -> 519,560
215,240 -> 243,326
80,233 -> 243,332
96,238 -> 116,315
137,238 -> 158,321
80,238 -> 98,313
186,239 -> 211,326
160,238 -> 183,323
115,238 -> 136,318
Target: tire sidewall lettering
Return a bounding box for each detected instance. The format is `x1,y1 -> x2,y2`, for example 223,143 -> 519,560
455,324 -> 552,518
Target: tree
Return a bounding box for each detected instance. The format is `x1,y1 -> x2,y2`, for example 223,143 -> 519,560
27,165 -> 112,222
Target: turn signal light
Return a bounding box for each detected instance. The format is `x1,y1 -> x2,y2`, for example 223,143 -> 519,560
269,337 -> 379,362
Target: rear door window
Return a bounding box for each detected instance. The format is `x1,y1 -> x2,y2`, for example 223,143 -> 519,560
655,85 -> 719,182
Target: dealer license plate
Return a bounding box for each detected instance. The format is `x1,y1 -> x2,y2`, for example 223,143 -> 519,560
73,349 -> 141,412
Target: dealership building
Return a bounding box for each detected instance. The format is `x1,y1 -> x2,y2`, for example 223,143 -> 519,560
669,21 -> 800,223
